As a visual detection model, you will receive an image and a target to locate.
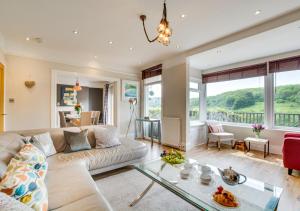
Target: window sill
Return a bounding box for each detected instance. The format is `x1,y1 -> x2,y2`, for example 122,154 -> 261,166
190,121 -> 205,127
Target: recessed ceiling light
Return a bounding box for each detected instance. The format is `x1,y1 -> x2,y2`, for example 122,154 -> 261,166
108,41 -> 113,45
129,47 -> 133,51
255,10 -> 261,15
26,37 -> 30,41
73,30 -> 79,35
176,44 -> 180,49
181,14 -> 186,18
94,55 -> 98,59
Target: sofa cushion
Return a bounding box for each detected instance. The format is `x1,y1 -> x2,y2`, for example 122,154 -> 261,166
46,162 -> 99,210
47,138 -> 147,171
0,133 -> 25,177
51,193 -> 113,211
30,132 -> 57,157
64,129 -> 91,153
94,126 -> 120,149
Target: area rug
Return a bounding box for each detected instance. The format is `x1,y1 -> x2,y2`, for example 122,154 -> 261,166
94,169 -> 197,211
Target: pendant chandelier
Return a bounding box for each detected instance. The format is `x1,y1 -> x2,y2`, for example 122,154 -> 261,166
73,79 -> 82,92
140,0 -> 172,46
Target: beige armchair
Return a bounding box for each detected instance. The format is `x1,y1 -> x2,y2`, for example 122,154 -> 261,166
207,123 -> 235,150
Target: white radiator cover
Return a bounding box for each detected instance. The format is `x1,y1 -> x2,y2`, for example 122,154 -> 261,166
162,117 -> 181,148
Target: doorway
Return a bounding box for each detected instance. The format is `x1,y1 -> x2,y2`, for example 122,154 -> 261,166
0,63 -> 4,132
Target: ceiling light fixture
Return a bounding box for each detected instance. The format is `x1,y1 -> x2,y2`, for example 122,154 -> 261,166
73,78 -> 82,92
73,30 -> 79,35
140,0 -> 172,46
26,37 -> 30,41
108,41 -> 113,45
94,56 -> 98,59
181,14 -> 186,18
129,47 -> 133,51
255,10 -> 261,15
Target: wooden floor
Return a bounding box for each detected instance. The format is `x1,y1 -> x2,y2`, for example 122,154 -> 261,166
97,140 -> 300,211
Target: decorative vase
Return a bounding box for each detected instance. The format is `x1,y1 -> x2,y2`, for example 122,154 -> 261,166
76,109 -> 81,115
255,132 -> 260,138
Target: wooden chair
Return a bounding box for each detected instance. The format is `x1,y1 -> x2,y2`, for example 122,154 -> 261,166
80,112 -> 93,126
92,111 -> 101,125
59,111 -> 68,128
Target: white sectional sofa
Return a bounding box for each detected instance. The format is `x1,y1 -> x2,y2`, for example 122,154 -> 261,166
0,125 -> 148,211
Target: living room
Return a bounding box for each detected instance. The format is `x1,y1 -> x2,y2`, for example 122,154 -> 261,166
1,1 -> 300,211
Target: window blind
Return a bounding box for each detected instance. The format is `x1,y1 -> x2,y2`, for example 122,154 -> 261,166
269,55 -> 300,73
142,64 -> 162,80
202,63 -> 267,84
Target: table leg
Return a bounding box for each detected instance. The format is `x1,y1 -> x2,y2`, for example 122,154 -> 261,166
268,141 -> 270,155
264,144 -> 266,158
158,121 -> 161,145
150,122 -> 154,147
248,142 -> 251,152
130,163 -> 166,207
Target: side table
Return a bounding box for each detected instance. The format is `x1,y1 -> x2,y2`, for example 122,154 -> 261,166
244,137 -> 270,158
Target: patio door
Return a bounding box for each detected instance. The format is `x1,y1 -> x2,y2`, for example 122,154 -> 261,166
0,63 -> 4,132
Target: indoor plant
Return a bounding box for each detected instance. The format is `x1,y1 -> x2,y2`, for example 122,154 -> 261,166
252,124 -> 265,138
74,103 -> 81,115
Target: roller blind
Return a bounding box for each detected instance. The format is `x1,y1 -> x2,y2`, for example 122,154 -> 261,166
269,55 -> 300,73
202,63 -> 267,84
142,64 -> 162,80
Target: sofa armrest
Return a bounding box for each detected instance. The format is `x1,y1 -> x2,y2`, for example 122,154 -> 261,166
283,137 -> 300,152
284,132 -> 300,138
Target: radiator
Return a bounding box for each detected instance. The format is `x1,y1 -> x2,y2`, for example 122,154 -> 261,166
162,117 -> 181,148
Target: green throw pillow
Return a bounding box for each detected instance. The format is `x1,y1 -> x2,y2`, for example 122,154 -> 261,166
64,129 -> 91,153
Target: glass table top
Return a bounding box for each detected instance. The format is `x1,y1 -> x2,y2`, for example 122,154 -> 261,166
134,159 -> 282,211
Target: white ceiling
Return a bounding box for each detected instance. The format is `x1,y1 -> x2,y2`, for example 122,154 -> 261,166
189,20 -> 300,70
0,0 -> 300,73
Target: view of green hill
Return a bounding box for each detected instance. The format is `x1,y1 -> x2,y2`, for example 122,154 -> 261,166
206,84 -> 300,113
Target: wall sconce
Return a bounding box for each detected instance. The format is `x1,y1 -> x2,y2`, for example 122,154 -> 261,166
24,81 -> 36,89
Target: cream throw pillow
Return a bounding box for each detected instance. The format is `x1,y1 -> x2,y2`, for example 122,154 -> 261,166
94,127 -> 121,148
31,133 -> 57,157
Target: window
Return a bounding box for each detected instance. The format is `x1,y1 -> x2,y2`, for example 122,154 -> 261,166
206,77 -> 265,124
189,81 -> 201,121
274,69 -> 300,128
144,82 -> 161,119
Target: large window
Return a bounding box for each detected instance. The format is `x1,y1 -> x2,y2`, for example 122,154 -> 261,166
274,69 -> 300,128
144,82 -> 161,119
189,81 -> 200,121
206,77 -> 265,124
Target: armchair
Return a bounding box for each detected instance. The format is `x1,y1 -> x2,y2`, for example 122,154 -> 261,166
282,132 -> 300,175
207,123 -> 235,150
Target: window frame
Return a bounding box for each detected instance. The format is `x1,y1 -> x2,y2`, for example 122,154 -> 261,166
203,68 -> 300,131
189,79 -> 202,122
144,78 -> 162,119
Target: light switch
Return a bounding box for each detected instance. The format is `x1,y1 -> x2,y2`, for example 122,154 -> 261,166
8,98 -> 15,103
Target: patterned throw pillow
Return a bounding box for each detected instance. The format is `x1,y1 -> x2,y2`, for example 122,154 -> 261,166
0,158 -> 48,211
16,144 -> 46,165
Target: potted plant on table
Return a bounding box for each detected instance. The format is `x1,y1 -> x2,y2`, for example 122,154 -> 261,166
252,124 -> 265,138
74,103 -> 81,115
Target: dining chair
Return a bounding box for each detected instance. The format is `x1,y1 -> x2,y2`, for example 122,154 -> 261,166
80,112 -> 93,126
92,111 -> 101,125
59,111 -> 68,128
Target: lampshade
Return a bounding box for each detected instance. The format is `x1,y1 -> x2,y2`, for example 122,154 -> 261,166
73,80 -> 82,91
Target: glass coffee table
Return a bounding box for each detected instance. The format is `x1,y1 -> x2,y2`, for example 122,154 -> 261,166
130,159 -> 282,211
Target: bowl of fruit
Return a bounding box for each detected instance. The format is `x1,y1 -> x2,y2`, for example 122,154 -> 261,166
160,149 -> 185,165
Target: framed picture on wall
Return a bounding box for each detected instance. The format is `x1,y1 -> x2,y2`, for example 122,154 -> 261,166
122,80 -> 139,102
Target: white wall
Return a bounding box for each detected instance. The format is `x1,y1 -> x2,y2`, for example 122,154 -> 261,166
4,55 -> 140,135
162,63 -> 189,149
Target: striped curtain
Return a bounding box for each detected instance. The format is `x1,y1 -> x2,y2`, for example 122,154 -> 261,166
103,84 -> 110,125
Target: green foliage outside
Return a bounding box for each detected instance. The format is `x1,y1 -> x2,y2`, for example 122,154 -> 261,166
207,84 -> 300,114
